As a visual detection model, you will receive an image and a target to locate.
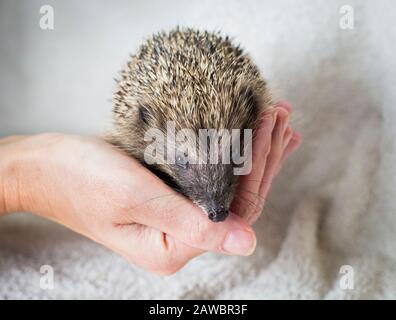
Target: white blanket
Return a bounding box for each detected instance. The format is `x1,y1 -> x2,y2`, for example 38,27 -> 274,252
0,0 -> 395,299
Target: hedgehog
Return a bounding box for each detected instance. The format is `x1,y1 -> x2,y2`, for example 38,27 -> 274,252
108,28 -> 272,222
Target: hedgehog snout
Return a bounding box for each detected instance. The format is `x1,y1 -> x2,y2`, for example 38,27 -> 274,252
207,205 -> 229,223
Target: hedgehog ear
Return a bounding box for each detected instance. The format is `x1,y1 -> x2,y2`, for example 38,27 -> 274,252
138,105 -> 150,125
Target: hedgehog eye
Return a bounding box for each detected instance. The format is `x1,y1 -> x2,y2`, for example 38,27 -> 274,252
176,152 -> 189,169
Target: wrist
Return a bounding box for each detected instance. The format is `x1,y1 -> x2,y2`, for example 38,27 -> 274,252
0,134 -> 61,217
0,136 -> 27,214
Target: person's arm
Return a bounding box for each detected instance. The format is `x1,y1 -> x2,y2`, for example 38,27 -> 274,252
0,134 -> 66,219
0,102 -> 300,275
0,135 -> 26,215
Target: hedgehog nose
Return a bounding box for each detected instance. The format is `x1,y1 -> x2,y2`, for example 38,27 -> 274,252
208,206 -> 229,222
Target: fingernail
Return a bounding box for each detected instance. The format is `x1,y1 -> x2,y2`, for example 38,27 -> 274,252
222,229 -> 256,256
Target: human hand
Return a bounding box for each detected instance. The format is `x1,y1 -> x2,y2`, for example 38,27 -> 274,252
232,101 -> 301,224
0,133 -> 257,274
0,101 -> 300,275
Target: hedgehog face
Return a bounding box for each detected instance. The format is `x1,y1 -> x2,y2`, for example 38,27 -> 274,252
137,115 -> 255,222
172,136 -> 243,222
137,123 -> 243,222
172,162 -> 238,222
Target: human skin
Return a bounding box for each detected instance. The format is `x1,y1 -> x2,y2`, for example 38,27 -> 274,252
0,101 -> 300,275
